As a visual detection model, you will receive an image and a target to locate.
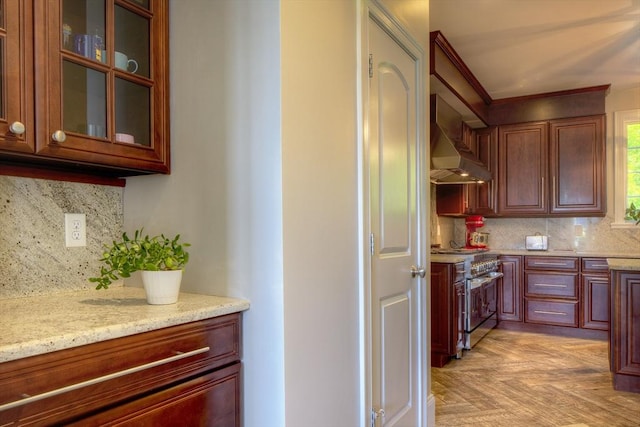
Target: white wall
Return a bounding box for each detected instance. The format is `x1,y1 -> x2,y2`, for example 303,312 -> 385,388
125,1 -> 285,425
124,1 -> 428,426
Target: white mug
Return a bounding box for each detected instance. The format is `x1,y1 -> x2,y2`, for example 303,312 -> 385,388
114,51 -> 139,73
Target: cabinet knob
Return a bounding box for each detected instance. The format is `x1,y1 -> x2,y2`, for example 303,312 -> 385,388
411,265 -> 426,278
51,130 -> 67,143
9,121 -> 26,135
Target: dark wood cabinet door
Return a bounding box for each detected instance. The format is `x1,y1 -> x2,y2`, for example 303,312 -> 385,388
549,115 -> 605,215
0,0 -> 34,154
498,122 -> 548,215
468,126 -> 498,216
431,262 -> 464,367
581,274 -> 610,330
610,270 -> 640,392
498,255 -> 523,322
435,184 -> 468,217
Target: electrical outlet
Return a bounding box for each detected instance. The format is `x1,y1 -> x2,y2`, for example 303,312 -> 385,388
65,213 -> 86,247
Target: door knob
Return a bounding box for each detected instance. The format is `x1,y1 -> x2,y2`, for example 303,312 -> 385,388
411,265 -> 426,278
51,130 -> 67,143
9,121 -> 26,135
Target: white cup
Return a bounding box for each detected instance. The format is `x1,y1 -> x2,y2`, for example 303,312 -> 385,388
114,51 -> 139,73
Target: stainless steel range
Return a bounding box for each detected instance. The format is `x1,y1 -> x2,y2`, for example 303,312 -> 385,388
431,248 -> 502,350
464,253 -> 502,349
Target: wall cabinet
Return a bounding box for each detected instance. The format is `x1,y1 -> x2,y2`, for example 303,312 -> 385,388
431,262 -> 465,367
0,0 -> 170,180
0,314 -> 242,426
435,126 -> 498,217
497,122 -> 548,215
497,116 -> 605,217
610,270 -> 640,393
498,255 -> 523,322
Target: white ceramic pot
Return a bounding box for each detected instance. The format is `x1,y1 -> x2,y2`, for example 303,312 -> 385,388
141,270 -> 183,305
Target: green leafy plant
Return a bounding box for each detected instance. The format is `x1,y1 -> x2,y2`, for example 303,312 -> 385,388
625,202 -> 640,225
90,229 -> 190,290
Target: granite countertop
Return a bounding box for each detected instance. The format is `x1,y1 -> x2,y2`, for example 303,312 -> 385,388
0,287 -> 250,363
493,249 -> 640,258
607,258 -> 640,271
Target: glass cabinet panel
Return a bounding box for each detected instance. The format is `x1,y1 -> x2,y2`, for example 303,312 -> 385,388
63,61 -> 107,138
115,5 -> 149,77
115,78 -> 150,147
63,0 -> 106,63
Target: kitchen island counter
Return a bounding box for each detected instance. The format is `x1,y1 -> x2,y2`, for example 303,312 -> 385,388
607,258 -> 640,271
0,287 -> 249,363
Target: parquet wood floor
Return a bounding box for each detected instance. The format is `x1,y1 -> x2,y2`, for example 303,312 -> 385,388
431,329 -> 640,427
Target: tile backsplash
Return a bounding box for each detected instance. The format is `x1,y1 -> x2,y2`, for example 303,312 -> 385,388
434,214 -> 640,254
0,176 -> 123,298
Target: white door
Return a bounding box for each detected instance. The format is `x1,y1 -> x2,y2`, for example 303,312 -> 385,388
367,13 -> 424,427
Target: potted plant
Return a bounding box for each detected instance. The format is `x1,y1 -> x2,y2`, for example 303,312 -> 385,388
625,202 -> 640,225
89,229 -> 190,304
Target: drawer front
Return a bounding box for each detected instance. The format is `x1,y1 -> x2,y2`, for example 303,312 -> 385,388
525,256 -> 578,271
582,257 -> 609,273
525,272 -> 578,298
525,299 -> 578,327
0,313 -> 241,426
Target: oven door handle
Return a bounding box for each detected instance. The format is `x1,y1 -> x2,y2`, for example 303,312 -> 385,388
468,272 -> 503,289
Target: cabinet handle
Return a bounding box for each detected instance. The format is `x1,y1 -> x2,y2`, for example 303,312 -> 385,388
532,262 -> 568,266
534,283 -> 567,288
51,130 -> 67,143
534,310 -> 567,316
9,121 -> 26,135
0,346 -> 210,411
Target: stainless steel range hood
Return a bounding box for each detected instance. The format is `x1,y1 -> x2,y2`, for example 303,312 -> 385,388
430,95 -> 492,184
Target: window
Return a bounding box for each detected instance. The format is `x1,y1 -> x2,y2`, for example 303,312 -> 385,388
613,109 -> 640,227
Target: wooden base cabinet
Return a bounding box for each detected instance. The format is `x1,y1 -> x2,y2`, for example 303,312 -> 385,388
498,255 -> 523,322
0,313 -> 242,426
610,270 -> 640,393
581,258 -> 610,331
431,262 -> 465,367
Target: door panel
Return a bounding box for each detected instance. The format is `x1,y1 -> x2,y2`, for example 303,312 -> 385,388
369,16 -> 421,427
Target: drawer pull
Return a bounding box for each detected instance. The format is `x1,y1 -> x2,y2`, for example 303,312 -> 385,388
533,310 -> 567,316
532,261 -> 569,266
0,346 -> 210,411
534,283 -> 567,288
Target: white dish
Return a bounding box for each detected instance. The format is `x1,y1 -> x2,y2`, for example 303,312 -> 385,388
115,133 -> 135,144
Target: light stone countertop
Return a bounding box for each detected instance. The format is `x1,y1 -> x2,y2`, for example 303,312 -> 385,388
0,287 -> 250,363
607,258 -> 640,271
477,250 -> 640,258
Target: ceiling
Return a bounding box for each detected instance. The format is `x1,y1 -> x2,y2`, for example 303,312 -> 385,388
430,0 -> 640,101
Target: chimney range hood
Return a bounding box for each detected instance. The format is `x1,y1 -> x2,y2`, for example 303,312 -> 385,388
430,95 -> 492,184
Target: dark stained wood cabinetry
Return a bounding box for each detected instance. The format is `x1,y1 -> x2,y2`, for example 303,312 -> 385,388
497,122 -> 549,215
549,116 -> 605,215
435,126 -> 498,217
0,314 -> 242,426
1,0 -> 170,183
431,262 -> 465,367
524,256 -> 579,327
496,116 -> 605,217
498,255 -> 523,322
610,270 -> 640,393
581,258 -> 610,331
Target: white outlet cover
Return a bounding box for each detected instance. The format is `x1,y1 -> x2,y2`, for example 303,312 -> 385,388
65,213 -> 86,247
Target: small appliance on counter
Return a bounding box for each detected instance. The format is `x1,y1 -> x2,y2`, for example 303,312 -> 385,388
465,215 -> 489,249
525,233 -> 549,251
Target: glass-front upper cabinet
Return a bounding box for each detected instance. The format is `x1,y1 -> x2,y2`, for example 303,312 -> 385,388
0,0 -> 34,153
36,0 -> 169,174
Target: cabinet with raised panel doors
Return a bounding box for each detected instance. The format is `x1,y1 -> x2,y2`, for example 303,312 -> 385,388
431,262 -> 465,367
497,116 -> 605,217
0,0 -> 170,182
581,257 -> 610,330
